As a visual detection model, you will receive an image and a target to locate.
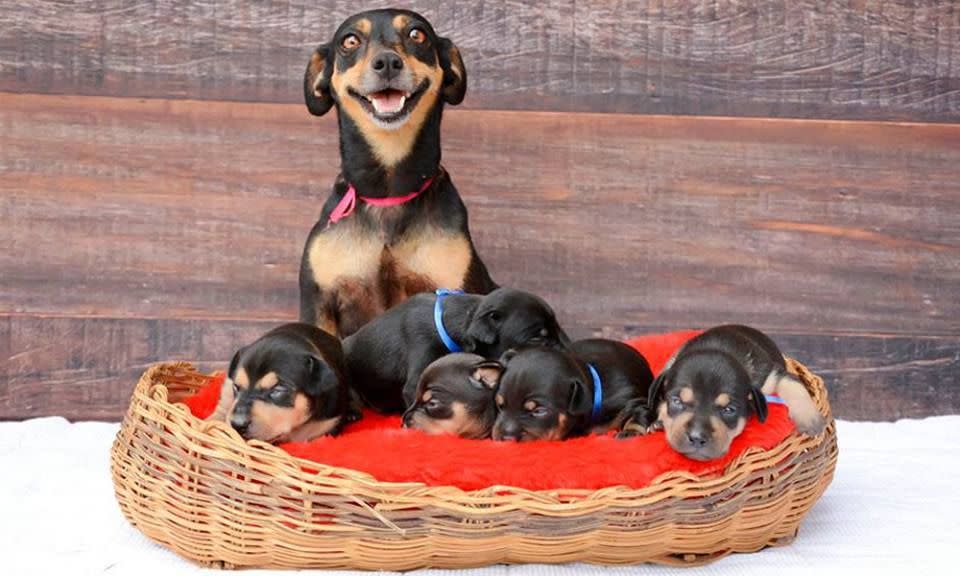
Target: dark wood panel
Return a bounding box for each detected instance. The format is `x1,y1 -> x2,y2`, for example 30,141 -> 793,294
1,1 -> 958,121
0,315 -> 276,421
1,315 -> 955,421
2,93 -> 958,340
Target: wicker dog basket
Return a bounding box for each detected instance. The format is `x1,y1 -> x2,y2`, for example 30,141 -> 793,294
111,359 -> 837,570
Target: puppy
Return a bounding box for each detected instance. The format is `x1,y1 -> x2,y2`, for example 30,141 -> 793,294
300,9 -> 496,339
344,287 -> 570,412
620,324 -> 826,461
401,353 -> 503,439
492,339 -> 654,442
208,323 -> 354,443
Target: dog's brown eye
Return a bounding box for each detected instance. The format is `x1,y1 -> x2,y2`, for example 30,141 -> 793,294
539,328 -> 549,338
408,28 -> 426,44
341,34 -> 361,50
719,405 -> 736,416
669,396 -> 685,410
530,406 -> 549,418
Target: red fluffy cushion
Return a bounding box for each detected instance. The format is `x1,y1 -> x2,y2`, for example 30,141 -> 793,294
182,330 -> 796,491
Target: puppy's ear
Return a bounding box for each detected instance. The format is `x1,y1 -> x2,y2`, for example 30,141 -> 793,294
499,348 -> 519,366
437,37 -> 467,105
567,378 -> 593,418
304,43 -> 335,116
750,390 -> 769,423
469,360 -> 504,390
305,354 -> 339,395
466,313 -> 498,349
227,347 -> 244,378
647,371 -> 668,406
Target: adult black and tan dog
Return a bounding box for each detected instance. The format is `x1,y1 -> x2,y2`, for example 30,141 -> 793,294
300,9 -> 496,338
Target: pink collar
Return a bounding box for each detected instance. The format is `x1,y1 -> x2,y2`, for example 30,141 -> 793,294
328,177 -> 435,226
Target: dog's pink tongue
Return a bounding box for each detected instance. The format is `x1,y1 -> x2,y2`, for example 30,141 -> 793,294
370,90 -> 405,114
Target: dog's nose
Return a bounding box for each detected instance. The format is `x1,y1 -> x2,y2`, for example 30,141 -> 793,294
230,416 -> 250,438
371,51 -> 404,79
496,421 -> 522,442
686,429 -> 708,448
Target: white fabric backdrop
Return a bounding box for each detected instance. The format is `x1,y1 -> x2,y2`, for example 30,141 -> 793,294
3,416 -> 957,575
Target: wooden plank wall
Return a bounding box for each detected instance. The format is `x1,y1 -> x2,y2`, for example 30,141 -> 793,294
1,1 -> 958,421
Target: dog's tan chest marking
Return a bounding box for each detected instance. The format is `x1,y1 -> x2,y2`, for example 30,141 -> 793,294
391,230 -> 472,292
308,226 -> 384,289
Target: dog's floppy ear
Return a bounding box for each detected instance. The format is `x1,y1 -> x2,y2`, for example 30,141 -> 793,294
567,377 -> 593,418
469,360 -> 504,390
227,347 -> 244,378
437,36 -> 467,105
499,349 -> 519,366
647,371 -> 668,406
466,312 -> 498,349
750,390 -> 769,423
304,43 -> 335,116
305,354 -> 338,395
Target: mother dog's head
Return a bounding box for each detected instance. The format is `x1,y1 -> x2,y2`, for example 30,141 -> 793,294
304,9 -> 466,167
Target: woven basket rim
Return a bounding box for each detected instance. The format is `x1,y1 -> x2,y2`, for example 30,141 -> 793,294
134,357 -> 833,506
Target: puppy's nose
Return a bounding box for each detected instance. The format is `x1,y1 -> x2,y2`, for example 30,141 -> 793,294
371,51 -> 404,79
230,416 -> 250,438
686,429 -> 708,448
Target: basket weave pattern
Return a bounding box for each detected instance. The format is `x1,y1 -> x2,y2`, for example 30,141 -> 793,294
110,360 -> 837,570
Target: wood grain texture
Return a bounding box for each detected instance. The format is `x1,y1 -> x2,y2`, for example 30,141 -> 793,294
1,93 -> 958,420
1,1 -> 958,121
1,316 -> 956,421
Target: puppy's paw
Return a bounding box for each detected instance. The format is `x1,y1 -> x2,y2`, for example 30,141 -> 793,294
345,405 -> 363,423
616,418 -> 662,439
793,410 -> 826,436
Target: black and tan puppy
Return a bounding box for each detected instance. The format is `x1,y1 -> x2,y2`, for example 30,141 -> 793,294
492,339 -> 654,442
208,323 -> 354,443
344,287 -> 570,412
401,353 -> 503,438
620,324 -> 826,461
300,9 -> 496,338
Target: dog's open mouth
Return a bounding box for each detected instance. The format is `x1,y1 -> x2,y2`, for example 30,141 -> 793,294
350,80 -> 428,126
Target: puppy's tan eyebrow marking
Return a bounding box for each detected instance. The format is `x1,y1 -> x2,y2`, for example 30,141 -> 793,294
679,387 -> 694,403
234,367 -> 250,390
495,394 -> 505,407
421,390 -> 433,402
715,393 -> 731,407
255,371 -> 279,390
523,400 -> 537,411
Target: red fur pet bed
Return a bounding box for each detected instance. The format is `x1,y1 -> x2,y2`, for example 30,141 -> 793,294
183,330 -> 796,491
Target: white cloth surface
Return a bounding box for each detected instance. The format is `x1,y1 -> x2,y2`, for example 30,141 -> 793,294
2,416 -> 957,575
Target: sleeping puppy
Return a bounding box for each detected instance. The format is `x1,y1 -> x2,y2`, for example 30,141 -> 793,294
491,339 -> 654,442
619,324 -> 826,461
401,353 -> 503,438
208,323 -> 354,443
344,287 -> 570,412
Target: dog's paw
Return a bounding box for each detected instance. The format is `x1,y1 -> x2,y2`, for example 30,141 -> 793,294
793,410 -> 826,436
345,406 -> 364,423
616,419 -> 662,439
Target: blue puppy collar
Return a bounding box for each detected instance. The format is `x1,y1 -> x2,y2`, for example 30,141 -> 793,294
434,289 -> 463,353
765,394 -> 786,405
587,363 -> 603,422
